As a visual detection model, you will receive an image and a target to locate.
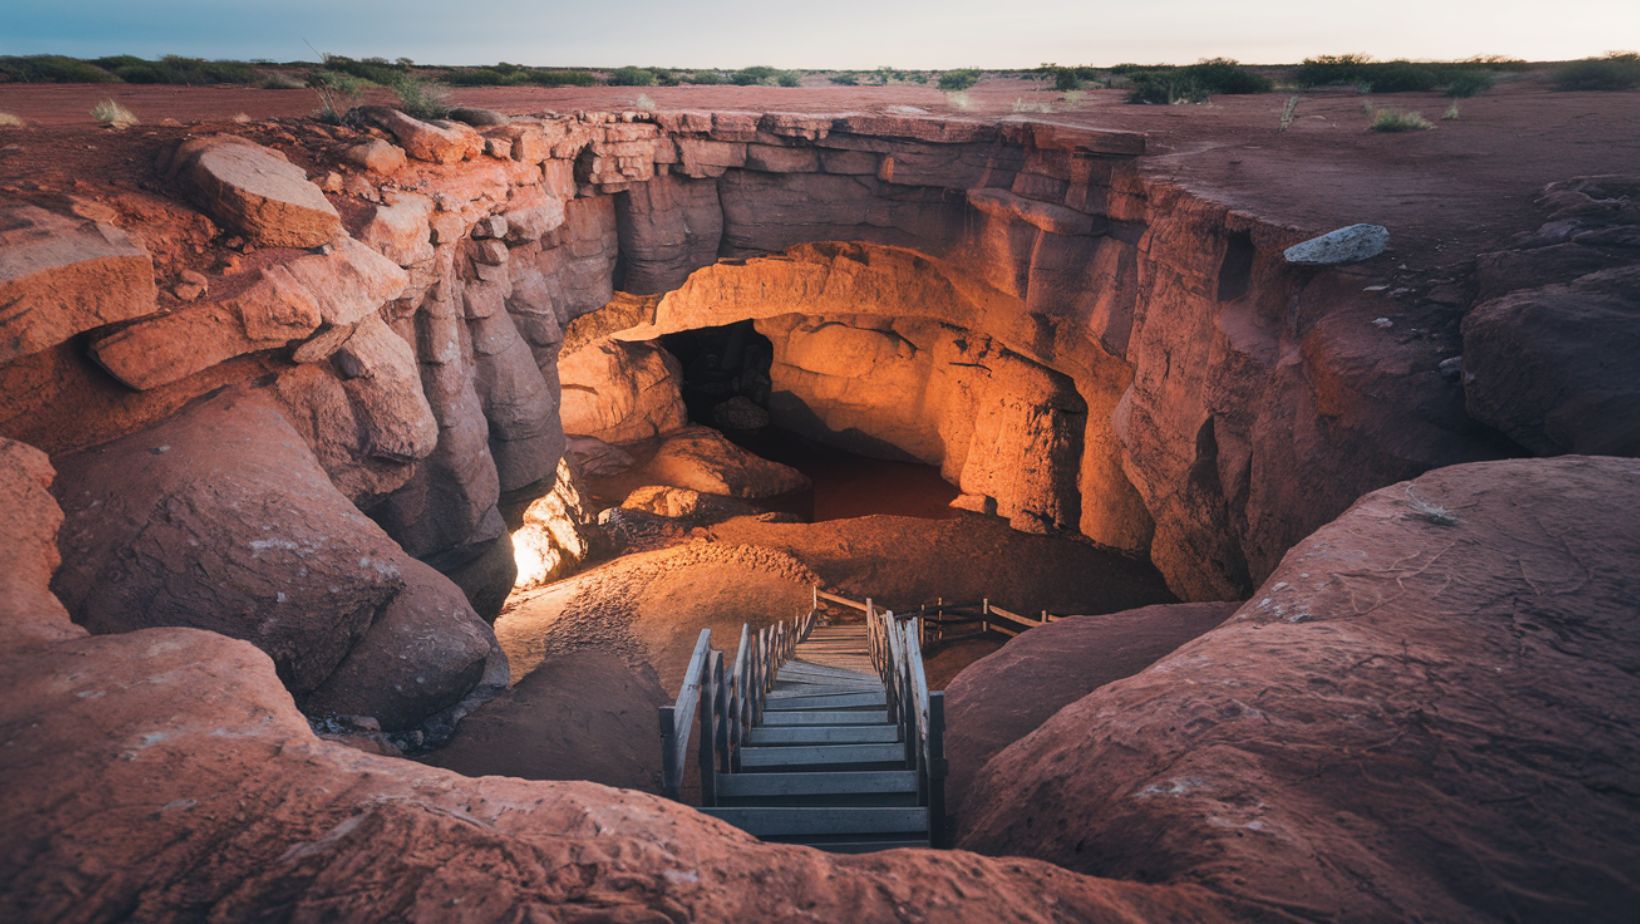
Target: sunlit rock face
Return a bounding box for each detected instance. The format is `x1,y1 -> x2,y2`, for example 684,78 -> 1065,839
510,458 -> 596,590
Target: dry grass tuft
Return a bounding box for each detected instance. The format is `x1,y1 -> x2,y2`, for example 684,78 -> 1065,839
0,112 -> 25,128
90,98 -> 137,128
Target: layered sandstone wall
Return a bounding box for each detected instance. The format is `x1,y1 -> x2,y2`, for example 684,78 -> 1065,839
0,105 -> 1510,730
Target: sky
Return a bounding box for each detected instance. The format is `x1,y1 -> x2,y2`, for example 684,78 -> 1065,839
6,0 -> 1636,69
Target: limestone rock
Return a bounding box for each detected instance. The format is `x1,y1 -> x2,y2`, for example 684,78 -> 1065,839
640,426 -> 809,498
961,457 -> 1640,921
365,108 -> 484,165
0,205 -> 157,364
1282,223 -> 1389,265
343,138 -> 407,175
173,136 -> 341,247
49,389 -> 496,731
558,339 -> 687,444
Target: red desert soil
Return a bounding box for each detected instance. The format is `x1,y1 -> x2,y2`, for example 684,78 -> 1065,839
4,77 -> 1638,267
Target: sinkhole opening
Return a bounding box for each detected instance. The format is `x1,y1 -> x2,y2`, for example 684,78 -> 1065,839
653,319 -> 960,523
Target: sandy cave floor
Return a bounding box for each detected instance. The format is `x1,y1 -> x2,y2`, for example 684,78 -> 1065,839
420,497 -> 1186,792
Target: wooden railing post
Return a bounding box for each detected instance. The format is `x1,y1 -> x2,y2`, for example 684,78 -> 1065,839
699,650 -> 721,806
928,691 -> 948,848
657,705 -> 679,799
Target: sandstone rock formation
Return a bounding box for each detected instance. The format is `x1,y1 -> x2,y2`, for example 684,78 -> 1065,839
960,456 -> 1640,921
511,458 -> 596,590
49,389 -> 499,732
0,204 -> 156,364
944,602 -> 1237,815
0,440 -> 78,648
558,338 -> 687,443
170,135 -> 342,247
632,425 -> 809,498
1463,176 -> 1640,457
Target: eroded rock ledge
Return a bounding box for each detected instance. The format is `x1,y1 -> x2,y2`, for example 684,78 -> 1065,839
1,106 -> 1633,739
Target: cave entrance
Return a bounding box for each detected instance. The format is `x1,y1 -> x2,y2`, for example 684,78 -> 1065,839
657,320 -> 959,522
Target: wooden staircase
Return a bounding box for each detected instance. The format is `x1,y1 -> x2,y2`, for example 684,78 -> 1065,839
659,589 -> 947,852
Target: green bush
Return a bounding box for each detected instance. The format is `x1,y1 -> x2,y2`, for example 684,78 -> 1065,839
1183,58 -> 1272,94
1294,53 -> 1374,87
307,70 -> 364,123
1361,61 -> 1441,92
320,54 -> 404,86
526,69 -> 597,87
607,66 -> 657,86
388,74 -> 449,120
1125,70 -> 1206,104
731,65 -> 779,86
442,67 -> 513,86
1444,70 -> 1494,97
937,68 -> 981,91
1554,52 -> 1640,91
775,70 -> 801,87
684,70 -> 725,85
830,72 -> 859,86
0,55 -> 117,83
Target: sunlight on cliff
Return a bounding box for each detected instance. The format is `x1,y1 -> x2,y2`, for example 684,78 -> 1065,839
511,458 -> 594,590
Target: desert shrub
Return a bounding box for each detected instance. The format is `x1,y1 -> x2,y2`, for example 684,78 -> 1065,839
90,98 -> 137,128
1294,53 -> 1374,87
526,69 -> 597,87
320,54 -> 403,86
1554,52 -> 1640,91
1361,61 -> 1441,92
830,71 -> 859,86
110,56 -> 260,85
388,73 -> 449,120
1184,57 -> 1272,94
730,65 -> 779,85
0,112 -> 25,127
607,66 -> 657,86
633,93 -> 657,111
1012,98 -> 1055,113
775,70 -> 801,87
937,68 -> 981,91
442,67 -> 512,86
1126,70 -> 1206,104
907,72 -> 928,85
1443,100 -> 1462,120
307,70 -> 363,123
0,55 -> 116,83
260,72 -> 306,90
1444,70 -> 1493,97
681,70 -> 723,85
1370,108 -> 1434,131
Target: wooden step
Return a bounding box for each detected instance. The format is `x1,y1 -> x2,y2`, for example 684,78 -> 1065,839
716,769 -> 917,799
761,709 -> 891,726
738,742 -> 907,767
764,690 -> 888,710
748,724 -> 899,745
700,806 -> 928,837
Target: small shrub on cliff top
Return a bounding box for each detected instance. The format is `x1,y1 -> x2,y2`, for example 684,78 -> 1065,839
1554,52 -> 1640,91
937,69 -> 981,91
607,66 -> 657,86
1370,108 -> 1434,132
388,73 -> 450,120
307,69 -> 363,124
90,98 -> 137,128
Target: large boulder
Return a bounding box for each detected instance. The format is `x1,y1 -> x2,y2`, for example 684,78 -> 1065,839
171,136 -> 342,247
364,108 -> 484,165
1463,265 -> 1640,455
558,339 -> 688,444
961,456 -> 1640,921
49,389 -> 496,730
944,602 -> 1237,815
638,426 -> 809,499
0,205 -> 157,365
